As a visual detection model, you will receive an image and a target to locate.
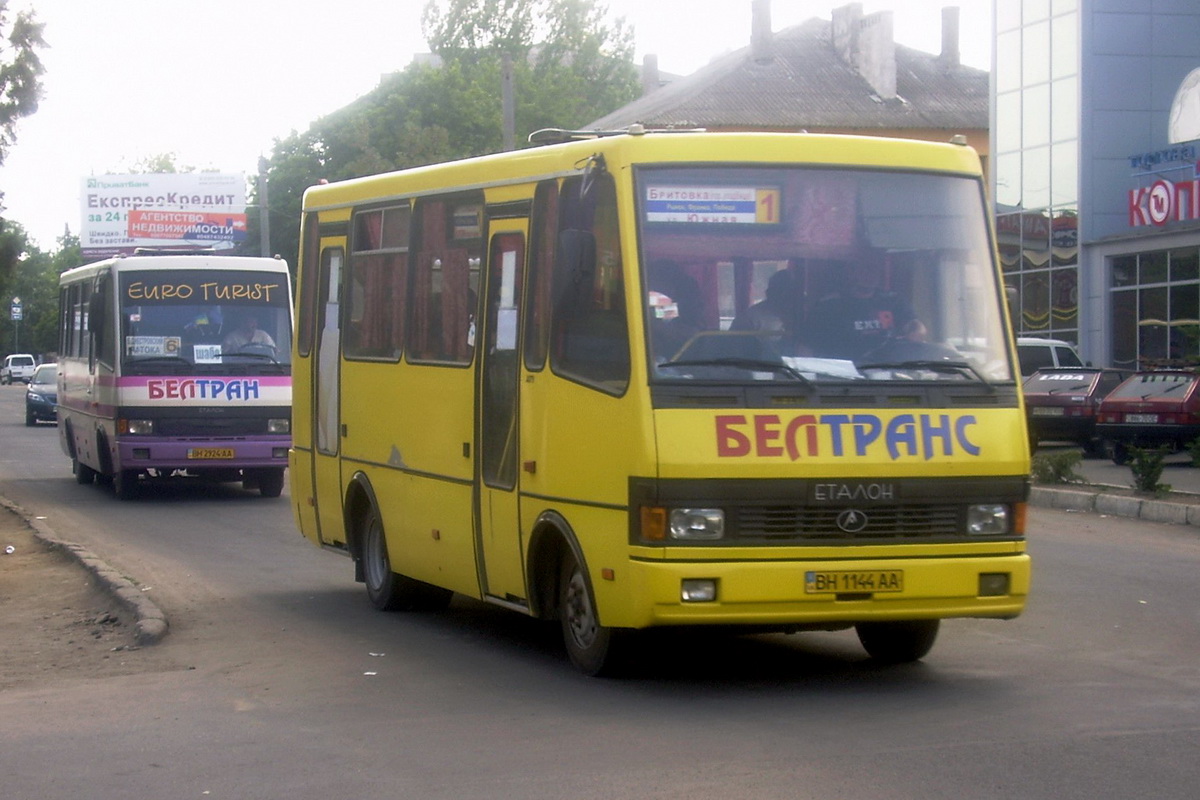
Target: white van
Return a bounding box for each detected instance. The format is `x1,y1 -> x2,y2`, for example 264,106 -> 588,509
1016,337 -> 1084,378
1,353 -> 37,384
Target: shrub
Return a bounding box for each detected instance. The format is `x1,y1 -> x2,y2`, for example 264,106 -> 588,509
1128,445 -> 1171,496
1030,450 -> 1086,485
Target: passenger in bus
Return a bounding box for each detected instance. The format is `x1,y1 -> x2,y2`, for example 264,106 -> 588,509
223,313 -> 276,352
805,257 -> 920,361
647,259 -> 703,360
730,268 -> 808,355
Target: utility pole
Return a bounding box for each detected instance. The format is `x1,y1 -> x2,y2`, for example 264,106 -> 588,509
501,52 -> 515,151
258,157 -> 271,257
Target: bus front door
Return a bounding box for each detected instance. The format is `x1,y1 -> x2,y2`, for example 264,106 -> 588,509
476,225 -> 528,603
313,245 -> 347,547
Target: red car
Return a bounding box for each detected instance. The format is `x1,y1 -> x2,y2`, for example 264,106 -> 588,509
1095,370 -> 1200,464
1024,367 -> 1131,455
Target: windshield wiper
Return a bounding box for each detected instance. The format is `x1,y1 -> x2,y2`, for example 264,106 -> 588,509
126,355 -> 191,365
659,357 -> 811,384
221,351 -> 279,363
857,359 -> 994,390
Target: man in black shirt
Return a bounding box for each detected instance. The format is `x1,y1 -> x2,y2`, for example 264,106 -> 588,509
806,259 -> 920,361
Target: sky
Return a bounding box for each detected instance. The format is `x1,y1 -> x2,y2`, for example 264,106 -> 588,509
0,0 -> 993,250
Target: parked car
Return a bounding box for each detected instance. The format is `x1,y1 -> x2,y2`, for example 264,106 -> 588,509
1023,367 -> 1132,454
1016,337 -> 1084,377
1095,370 -> 1200,464
24,363 -> 58,426
1,353 -> 37,384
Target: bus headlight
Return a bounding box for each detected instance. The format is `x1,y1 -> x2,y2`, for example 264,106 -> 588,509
121,418 -> 155,435
967,504 -> 1010,535
669,508 -> 725,540
267,418 -> 290,434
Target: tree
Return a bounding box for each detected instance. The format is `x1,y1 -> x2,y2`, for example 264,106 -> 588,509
0,1 -> 45,187
0,223 -> 73,358
251,0 -> 638,274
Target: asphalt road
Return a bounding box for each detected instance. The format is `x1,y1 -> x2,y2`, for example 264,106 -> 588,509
2,383 -> 1200,799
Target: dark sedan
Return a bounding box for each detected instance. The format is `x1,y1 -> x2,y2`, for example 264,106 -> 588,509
1024,367 -> 1131,455
24,363 -> 57,426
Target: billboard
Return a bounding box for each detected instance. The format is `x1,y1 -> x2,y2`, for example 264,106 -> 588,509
80,173 -> 247,260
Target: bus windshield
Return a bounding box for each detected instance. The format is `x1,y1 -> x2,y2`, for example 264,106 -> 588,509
119,268 -> 292,372
638,166 -> 1012,384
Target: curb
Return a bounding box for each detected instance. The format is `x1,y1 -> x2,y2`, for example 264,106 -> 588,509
0,496 -> 168,645
1030,484 -> 1200,528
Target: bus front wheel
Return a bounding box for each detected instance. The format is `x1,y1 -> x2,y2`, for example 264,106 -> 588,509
73,458 -> 96,485
360,508 -> 451,612
112,469 -> 138,501
256,468 -> 285,498
855,619 -> 939,664
559,551 -> 629,676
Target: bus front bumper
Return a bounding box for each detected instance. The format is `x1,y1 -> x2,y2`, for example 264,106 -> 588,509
117,436 -> 291,471
606,552 -> 1030,629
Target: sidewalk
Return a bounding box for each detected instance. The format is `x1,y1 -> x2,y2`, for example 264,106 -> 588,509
1030,446 -> 1200,529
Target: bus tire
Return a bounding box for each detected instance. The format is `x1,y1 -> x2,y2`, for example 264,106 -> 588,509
257,468 -> 285,498
855,619 -> 939,664
360,507 -> 451,612
559,550 -> 629,676
112,469 -> 138,501
73,458 -> 96,485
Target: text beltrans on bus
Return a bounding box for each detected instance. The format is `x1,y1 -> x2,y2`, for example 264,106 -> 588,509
291,128 -> 1030,675
57,252 -> 293,499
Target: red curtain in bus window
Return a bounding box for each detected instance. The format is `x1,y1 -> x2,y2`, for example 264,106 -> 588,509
440,248 -> 470,361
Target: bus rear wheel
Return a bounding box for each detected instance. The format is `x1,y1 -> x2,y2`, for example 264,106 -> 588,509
359,508 -> 451,612
855,619 -> 939,664
559,551 -> 629,676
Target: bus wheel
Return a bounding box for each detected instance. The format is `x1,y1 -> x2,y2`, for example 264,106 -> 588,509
559,552 -> 628,676
855,620 -> 939,664
359,508 -> 452,612
257,468 -> 285,498
112,469 -> 138,501
73,458 -> 96,485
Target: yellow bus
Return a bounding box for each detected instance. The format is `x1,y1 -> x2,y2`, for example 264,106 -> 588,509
291,129 -> 1030,675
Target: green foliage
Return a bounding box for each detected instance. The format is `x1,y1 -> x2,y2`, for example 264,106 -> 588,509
1030,450 -> 1087,485
0,222 -> 76,359
1128,446 -> 1171,496
251,0 -> 639,273
1187,436 -> 1200,467
0,1 -> 45,167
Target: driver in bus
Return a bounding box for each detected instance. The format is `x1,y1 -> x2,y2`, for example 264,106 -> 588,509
223,313 -> 276,352
805,257 -> 923,361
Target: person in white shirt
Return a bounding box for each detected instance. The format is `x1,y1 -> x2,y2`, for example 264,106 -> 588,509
223,314 -> 276,352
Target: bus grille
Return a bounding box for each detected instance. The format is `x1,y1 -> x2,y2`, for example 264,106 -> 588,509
734,504 -> 961,542
156,418 -> 268,437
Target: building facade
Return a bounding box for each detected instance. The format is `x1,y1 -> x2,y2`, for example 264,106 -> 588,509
995,0 -> 1200,368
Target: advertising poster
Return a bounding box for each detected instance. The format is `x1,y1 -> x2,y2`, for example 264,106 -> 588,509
80,173 -> 247,260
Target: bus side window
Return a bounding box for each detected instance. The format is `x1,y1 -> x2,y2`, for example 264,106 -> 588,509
410,196 -> 482,364
550,172 -> 629,392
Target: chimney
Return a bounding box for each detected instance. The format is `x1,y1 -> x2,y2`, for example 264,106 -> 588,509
641,54 -> 660,96
832,4 -> 896,101
941,6 -> 960,68
831,3 -> 863,65
751,0 -> 773,63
